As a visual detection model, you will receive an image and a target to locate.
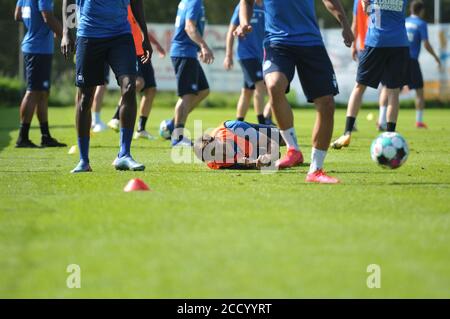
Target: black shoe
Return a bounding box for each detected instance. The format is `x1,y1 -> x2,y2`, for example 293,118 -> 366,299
41,136 -> 67,148
15,139 -> 40,148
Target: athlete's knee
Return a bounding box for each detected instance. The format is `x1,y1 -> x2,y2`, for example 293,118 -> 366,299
79,88 -> 95,113
144,87 -> 156,98
315,95 -> 335,117
197,89 -> 209,101
120,76 -> 137,98
266,77 -> 286,98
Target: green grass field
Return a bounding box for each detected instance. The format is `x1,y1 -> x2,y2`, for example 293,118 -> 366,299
0,104 -> 449,298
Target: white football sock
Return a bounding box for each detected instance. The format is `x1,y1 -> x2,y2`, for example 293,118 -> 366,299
280,128 -> 299,151
416,110 -> 424,123
92,112 -> 101,125
379,106 -> 387,126
309,148 -> 327,173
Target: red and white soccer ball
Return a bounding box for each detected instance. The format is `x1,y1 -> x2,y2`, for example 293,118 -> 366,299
370,132 -> 409,169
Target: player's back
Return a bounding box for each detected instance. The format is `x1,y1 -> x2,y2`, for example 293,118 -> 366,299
365,0 -> 409,47
19,0 -> 54,54
76,0 -> 130,38
263,0 -> 323,47
405,15 -> 427,59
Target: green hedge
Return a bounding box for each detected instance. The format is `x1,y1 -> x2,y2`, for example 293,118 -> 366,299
0,76 -> 22,106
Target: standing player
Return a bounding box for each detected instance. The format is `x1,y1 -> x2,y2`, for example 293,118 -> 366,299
61,0 -> 152,173
406,0 -> 441,128
331,0 -> 410,149
351,0 -> 389,132
108,5 -> 166,140
236,0 -> 353,183
14,0 -> 66,148
224,0 -> 272,125
169,0 -> 214,147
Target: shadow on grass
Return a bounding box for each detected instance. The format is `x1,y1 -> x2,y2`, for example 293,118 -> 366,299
0,107 -> 18,154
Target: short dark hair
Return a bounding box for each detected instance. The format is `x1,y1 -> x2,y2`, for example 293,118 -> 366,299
411,0 -> 425,15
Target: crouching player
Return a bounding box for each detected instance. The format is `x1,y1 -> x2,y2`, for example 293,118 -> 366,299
61,0 -> 152,173
236,0 -> 353,183
331,0 -> 410,149
194,120 -> 283,169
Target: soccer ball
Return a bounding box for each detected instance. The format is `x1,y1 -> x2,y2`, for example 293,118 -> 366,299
159,119 -> 173,140
370,132 -> 409,169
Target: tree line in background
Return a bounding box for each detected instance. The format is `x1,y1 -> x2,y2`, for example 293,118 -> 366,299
0,0 -> 447,77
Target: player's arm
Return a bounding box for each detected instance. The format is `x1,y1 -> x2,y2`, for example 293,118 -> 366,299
185,19 -> 214,64
234,0 -> 254,37
424,40 -> 441,67
351,13 -> 358,61
130,0 -> 153,63
224,23 -> 237,70
61,0 -> 75,60
14,4 -> 22,22
41,11 -> 63,38
322,0 -> 354,47
148,33 -> 166,57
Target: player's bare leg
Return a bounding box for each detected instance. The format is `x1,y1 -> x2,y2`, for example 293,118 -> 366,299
134,80 -> 157,140
265,72 -> 303,169
254,81 -> 266,124
36,91 -> 66,147
15,91 -> 41,148
236,88 -> 252,121
331,82 -> 366,149
172,89 -> 209,146
386,88 -> 400,132
415,88 -> 427,128
378,86 -> 388,131
91,85 -> 107,132
306,95 -> 339,184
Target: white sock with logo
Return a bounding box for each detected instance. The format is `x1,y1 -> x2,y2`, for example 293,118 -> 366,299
280,128 -> 299,151
379,106 -> 387,127
309,148 -> 327,174
416,109 -> 424,123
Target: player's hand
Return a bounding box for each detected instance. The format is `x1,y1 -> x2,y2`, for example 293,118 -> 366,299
342,26 -> 354,48
156,44 -> 166,58
351,46 -> 358,61
256,154 -> 271,168
61,32 -> 74,60
223,56 -> 233,70
362,0 -> 370,14
233,24 -> 252,38
199,44 -> 214,65
141,38 -> 153,64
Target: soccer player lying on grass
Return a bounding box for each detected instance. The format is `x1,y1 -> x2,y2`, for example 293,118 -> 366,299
108,5 -> 166,140
14,0 -> 66,148
61,0 -> 152,173
224,0 -> 272,125
194,121 -> 284,170
405,0 -> 441,129
235,0 -> 353,184
331,0 -> 410,150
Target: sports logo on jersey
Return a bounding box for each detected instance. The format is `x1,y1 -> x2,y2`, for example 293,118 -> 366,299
263,60 -> 272,71
256,71 -> 263,78
22,6 -> 31,19
192,84 -> 198,91
43,81 -> 49,89
77,74 -> 84,83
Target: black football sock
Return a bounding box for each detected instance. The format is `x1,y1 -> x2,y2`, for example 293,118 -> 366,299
344,116 -> 356,135
257,114 -> 265,124
386,122 -> 396,132
112,105 -> 121,120
18,123 -> 31,141
40,122 -> 51,138
237,117 -> 244,121
137,116 -> 147,132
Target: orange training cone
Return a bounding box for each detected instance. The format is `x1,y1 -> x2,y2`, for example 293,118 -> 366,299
124,178 -> 150,192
